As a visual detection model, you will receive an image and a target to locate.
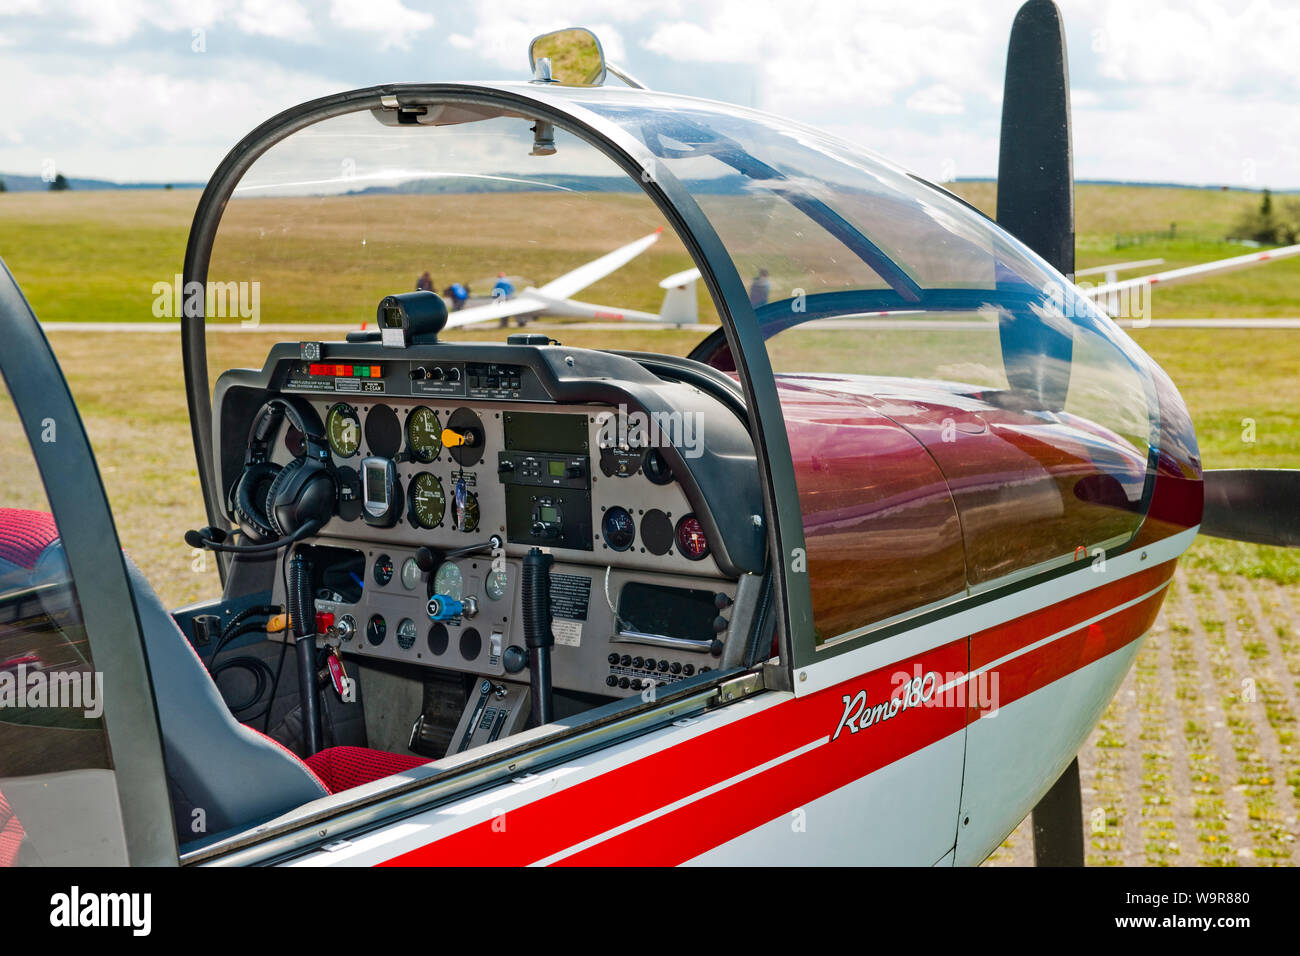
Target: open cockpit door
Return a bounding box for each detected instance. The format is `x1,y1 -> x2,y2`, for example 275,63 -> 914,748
0,261 -> 176,865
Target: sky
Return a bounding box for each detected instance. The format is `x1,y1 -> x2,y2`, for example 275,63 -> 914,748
1,0 -> 1298,189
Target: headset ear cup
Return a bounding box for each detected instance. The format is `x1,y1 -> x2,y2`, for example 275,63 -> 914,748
264,457 -> 306,538
233,461 -> 281,540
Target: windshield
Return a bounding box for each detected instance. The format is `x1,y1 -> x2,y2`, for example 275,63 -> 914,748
203,104 -> 716,388
562,85 -> 1163,636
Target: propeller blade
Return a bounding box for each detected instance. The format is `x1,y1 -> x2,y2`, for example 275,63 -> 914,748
1032,758 -> 1084,866
996,0 -> 1074,277
996,0 -> 1075,415
1200,468 -> 1300,547
998,0 -> 1085,866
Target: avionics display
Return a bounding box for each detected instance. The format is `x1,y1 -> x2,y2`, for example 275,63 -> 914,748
617,582 -> 720,645
498,411 -> 593,550
502,412 -> 588,454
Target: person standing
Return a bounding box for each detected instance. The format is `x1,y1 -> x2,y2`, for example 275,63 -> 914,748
748,268 -> 770,308
493,272 -> 515,327
416,271 -> 434,293
444,282 -> 469,311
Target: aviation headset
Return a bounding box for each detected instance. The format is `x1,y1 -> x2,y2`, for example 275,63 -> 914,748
227,397 -> 336,544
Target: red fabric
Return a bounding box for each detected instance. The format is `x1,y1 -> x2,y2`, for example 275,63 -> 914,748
0,508 -> 57,570
0,789 -> 24,867
305,746 -> 428,794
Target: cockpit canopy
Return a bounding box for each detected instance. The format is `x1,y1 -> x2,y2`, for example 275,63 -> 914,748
196,80 -> 1170,646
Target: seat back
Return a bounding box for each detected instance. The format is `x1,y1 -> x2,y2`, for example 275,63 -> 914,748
0,504 -> 331,847
122,560 -> 330,844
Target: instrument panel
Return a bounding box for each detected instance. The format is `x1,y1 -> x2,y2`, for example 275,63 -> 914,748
270,397 -> 737,696
225,342 -> 763,701
287,396 -> 726,577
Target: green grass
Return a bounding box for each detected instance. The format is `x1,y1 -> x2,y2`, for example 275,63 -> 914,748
4,182 -> 1300,596
950,182 -> 1300,318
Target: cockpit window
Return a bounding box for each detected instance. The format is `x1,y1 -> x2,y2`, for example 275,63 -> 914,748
571,87 -> 1160,642
204,106 -> 715,386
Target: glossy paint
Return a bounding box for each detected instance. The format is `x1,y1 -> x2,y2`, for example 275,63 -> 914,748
778,370 -> 1171,645
281,546 -> 1183,865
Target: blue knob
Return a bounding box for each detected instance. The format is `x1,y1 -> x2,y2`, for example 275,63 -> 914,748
426,595 -> 464,621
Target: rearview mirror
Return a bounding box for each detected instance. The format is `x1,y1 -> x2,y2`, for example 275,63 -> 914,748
529,28 -> 606,86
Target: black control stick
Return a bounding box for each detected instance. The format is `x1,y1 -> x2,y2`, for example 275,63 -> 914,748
415,535 -> 503,572
520,547 -> 555,726
288,550 -> 323,755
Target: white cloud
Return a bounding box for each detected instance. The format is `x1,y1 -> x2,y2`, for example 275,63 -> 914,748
906,84 -> 964,115
1076,0 -> 1300,94
328,0 -> 434,51
642,0 -> 1005,123
2,0 -> 1299,187
66,0 -> 152,45
234,0 -> 316,42
0,51 -> 340,180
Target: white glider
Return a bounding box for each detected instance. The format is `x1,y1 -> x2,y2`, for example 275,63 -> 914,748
444,228 -> 699,329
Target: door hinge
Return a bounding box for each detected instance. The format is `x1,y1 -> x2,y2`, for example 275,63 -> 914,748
375,95 -> 429,125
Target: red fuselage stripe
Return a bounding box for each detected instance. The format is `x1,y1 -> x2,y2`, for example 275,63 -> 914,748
556,585 -> 1170,866
379,562 -> 1175,866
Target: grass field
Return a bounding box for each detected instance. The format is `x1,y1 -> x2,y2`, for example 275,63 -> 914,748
5,184 -> 1299,586
3,182 -> 1300,864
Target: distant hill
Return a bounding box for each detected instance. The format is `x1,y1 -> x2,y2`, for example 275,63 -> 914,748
350,173 -> 753,197
0,173 -> 204,192
953,176 -> 1300,194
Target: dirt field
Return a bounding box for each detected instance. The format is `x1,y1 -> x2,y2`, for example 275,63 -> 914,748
989,568 -> 1300,865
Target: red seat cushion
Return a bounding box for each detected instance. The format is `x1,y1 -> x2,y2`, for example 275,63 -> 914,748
0,789 -> 24,867
304,746 -> 428,794
0,508 -> 57,570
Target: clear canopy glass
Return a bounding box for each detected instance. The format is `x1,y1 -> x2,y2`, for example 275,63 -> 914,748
201,82 -> 1165,643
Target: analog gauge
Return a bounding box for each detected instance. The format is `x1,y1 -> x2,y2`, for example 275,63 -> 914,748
396,617 -> 417,650
326,403 -> 361,458
485,568 -> 509,602
674,515 -> 710,561
400,556 -> 422,591
599,445 -> 645,478
366,614 -> 387,647
433,561 -> 463,600
602,506 -> 636,551
408,472 -> 446,529
452,489 -> 480,533
643,448 -> 674,485
373,553 -> 394,586
406,406 -> 443,462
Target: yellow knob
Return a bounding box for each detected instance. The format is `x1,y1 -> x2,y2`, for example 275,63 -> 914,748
441,427 -> 474,448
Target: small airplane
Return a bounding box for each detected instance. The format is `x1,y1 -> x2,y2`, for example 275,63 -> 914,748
438,229 -> 704,329
3,4 -> 1299,869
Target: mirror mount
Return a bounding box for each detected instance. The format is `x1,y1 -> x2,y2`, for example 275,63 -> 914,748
531,56 -> 554,84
